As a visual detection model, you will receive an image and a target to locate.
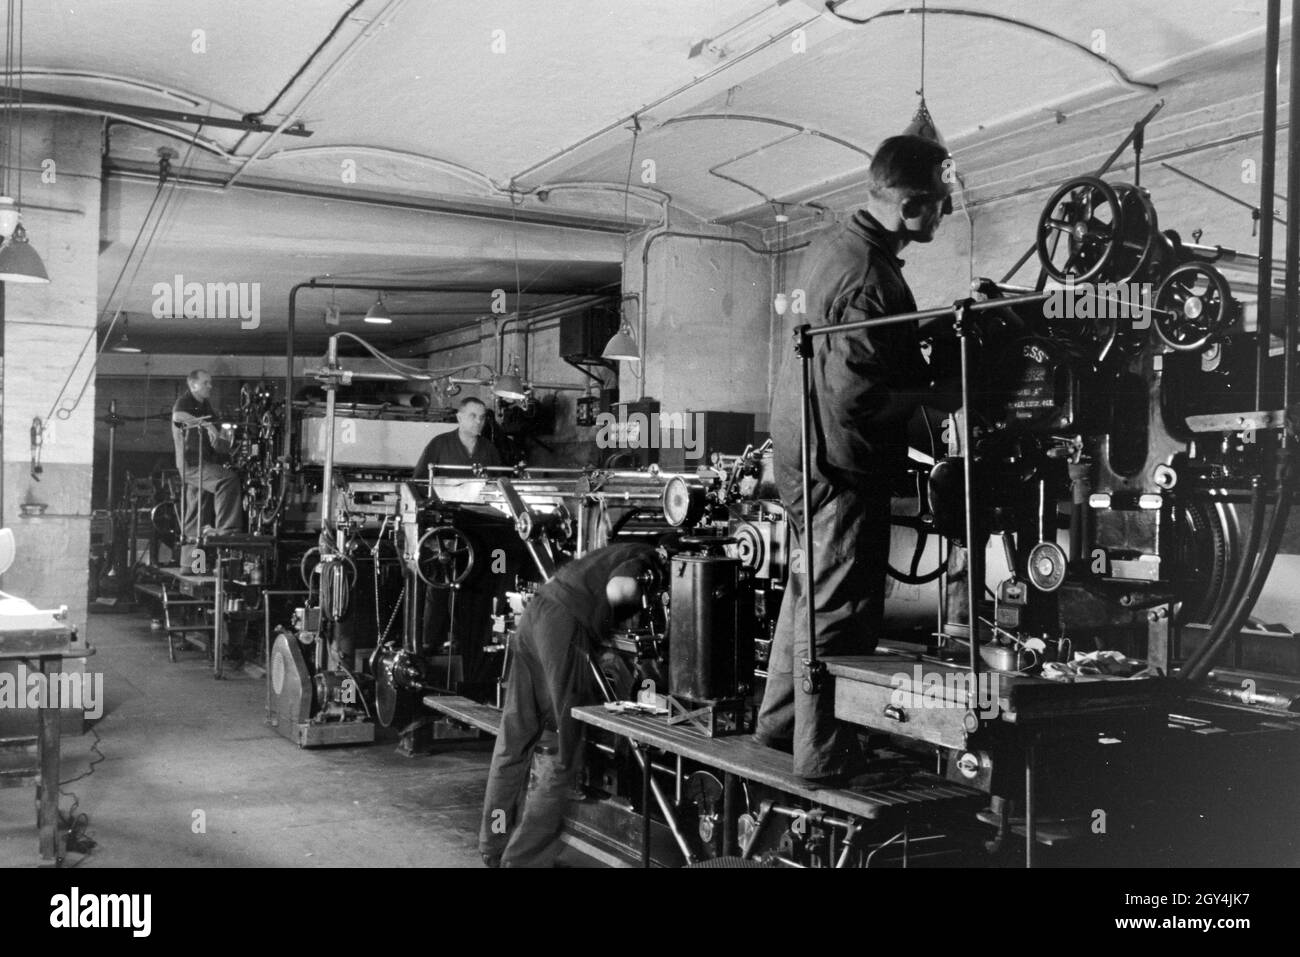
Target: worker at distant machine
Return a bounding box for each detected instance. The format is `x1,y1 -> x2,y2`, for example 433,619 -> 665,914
171,369 -> 242,537
414,396 -> 502,476
479,541 -> 665,868
757,134 -> 955,784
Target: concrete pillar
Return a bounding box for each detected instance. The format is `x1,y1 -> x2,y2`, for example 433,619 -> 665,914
1,113 -> 102,631
622,224 -> 773,430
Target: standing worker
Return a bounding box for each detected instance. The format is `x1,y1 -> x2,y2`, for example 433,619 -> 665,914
757,135 -> 954,784
414,396 -> 502,477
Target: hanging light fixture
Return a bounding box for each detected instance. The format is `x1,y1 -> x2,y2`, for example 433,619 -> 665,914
772,204 -> 790,316
491,360 -> 527,401
0,0 -> 50,283
110,314 -> 142,353
363,293 -> 392,324
902,0 -> 945,146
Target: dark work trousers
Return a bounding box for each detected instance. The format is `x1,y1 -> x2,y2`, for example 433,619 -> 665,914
181,463 -> 242,535
755,482 -> 890,780
479,595 -> 592,868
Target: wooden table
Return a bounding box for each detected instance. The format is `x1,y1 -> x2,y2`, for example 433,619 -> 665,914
0,615 -> 94,865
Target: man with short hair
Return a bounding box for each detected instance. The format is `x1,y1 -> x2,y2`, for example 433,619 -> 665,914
171,369 -> 242,537
479,541 -> 664,868
757,134 -> 954,783
413,397 -> 502,477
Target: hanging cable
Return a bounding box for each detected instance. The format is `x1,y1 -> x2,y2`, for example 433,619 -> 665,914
36,109 -> 208,480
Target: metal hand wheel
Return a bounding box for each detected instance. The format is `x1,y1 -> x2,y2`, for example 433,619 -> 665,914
415,525 -> 475,588
1153,262 -> 1235,352
1036,176 -> 1123,283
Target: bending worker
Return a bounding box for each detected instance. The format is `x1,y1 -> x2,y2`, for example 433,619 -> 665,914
479,541 -> 664,868
171,369 -> 242,537
414,396 -> 501,477
757,134 -> 954,784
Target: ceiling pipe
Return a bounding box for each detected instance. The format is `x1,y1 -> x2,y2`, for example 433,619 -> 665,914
225,0 -> 409,189
105,159 -> 641,233
285,278 -> 500,462
1252,0 -> 1280,411
508,5 -> 823,186
229,0 -> 367,155
635,230 -> 810,400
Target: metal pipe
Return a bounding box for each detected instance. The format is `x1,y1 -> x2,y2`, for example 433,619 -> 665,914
1254,0 -> 1282,410
1182,476 -> 1266,675
320,335 -> 339,531
796,325 -> 823,692
1184,457 -> 1293,684
956,302 -> 981,679
1284,0 -> 1300,424
638,231 -> 810,400
806,293 -> 1050,339
509,8 -> 824,184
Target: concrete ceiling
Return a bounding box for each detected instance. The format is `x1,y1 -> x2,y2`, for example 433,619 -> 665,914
7,0 -> 1285,354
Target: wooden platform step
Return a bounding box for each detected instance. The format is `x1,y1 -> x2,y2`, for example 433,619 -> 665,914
571,705 -> 985,823
422,695 -> 500,735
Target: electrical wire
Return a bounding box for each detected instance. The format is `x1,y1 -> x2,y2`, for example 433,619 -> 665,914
58,723 -> 104,859
35,105 -> 209,478
824,3 -> 1158,92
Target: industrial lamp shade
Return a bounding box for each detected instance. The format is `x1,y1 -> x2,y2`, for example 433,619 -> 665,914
601,323 -> 640,362
111,317 -> 142,353
0,528 -> 14,575
0,223 -> 50,283
363,295 -> 392,324
904,97 -> 945,147
492,371 -> 528,401
0,196 -> 19,239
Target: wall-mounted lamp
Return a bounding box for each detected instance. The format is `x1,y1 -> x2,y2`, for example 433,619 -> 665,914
601,321 -> 640,362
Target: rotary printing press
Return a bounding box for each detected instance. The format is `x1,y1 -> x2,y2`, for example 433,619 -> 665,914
265,465 -> 579,751
546,172 -> 1300,867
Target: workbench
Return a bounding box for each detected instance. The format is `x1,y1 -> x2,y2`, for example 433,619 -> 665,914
823,654 -> 1169,866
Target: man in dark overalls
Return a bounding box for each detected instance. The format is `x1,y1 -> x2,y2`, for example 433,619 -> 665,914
479,541 -> 661,868
757,135 -> 954,783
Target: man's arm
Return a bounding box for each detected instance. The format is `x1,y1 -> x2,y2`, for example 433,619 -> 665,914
818,285 -> 932,475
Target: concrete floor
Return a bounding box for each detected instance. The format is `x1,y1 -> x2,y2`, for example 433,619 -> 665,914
0,608 -> 498,867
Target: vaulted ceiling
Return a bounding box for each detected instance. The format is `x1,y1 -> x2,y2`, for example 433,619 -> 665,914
9,0 -> 1283,353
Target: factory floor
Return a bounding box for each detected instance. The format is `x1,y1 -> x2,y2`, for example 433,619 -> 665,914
0,607 -> 590,868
